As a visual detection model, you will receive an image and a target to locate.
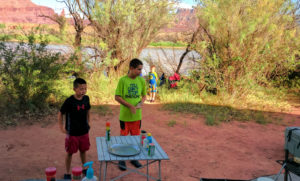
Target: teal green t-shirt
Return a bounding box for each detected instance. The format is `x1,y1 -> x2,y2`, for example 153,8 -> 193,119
115,75 -> 146,122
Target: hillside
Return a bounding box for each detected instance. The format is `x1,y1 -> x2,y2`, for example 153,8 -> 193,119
0,0 -> 55,24
0,0 -> 197,33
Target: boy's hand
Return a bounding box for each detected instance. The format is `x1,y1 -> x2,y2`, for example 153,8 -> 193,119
136,101 -> 142,109
61,128 -> 67,134
130,105 -> 137,114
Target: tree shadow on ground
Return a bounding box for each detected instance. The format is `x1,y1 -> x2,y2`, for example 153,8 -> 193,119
161,102 -> 300,126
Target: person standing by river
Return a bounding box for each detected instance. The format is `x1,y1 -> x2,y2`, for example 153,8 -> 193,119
148,65 -> 158,102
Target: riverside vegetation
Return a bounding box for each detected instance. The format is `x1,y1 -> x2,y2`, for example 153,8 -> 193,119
0,0 -> 299,127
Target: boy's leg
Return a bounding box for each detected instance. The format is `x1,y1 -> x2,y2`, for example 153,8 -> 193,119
129,120 -> 142,168
65,153 -> 72,174
120,120 -> 130,136
149,84 -> 154,102
65,135 -> 79,178
80,151 -> 86,165
78,133 -> 90,175
119,121 -> 129,171
80,151 -> 88,175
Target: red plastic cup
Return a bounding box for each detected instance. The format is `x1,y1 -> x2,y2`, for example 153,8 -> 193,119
72,166 -> 82,181
45,167 -> 56,181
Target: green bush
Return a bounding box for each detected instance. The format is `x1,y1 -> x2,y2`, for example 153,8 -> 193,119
149,41 -> 187,47
195,0 -> 299,94
0,33 -> 67,113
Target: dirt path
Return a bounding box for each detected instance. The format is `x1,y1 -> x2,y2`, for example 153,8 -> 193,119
1,104 -> 300,181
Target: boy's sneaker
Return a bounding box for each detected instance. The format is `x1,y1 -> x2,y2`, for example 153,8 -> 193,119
63,174 -> 72,180
130,160 -> 142,168
118,161 -> 127,171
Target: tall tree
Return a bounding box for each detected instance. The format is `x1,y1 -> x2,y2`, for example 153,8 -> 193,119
76,0 -> 176,74
39,12 -> 67,40
57,0 -> 88,48
194,0 -> 300,93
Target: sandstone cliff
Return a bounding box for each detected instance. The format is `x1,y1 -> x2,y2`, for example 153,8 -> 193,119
163,8 -> 198,33
0,0 -> 55,24
0,1 -> 197,33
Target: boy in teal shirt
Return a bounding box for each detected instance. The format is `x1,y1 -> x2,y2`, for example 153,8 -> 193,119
115,58 -> 147,170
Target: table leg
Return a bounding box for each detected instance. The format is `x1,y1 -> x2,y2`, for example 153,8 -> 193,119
103,161 -> 107,181
158,160 -> 161,181
147,160 -> 149,181
99,161 -> 103,181
284,150 -> 288,181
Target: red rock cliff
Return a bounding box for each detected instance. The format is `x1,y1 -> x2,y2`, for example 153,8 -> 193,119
162,8 -> 198,33
0,0 -> 55,24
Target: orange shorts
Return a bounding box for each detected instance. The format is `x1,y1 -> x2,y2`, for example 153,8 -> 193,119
120,120 -> 141,136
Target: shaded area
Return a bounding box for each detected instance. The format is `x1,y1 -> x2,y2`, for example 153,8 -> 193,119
162,102 -> 299,126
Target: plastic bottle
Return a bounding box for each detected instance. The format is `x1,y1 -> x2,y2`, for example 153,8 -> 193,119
105,122 -> 110,141
143,137 -> 149,149
147,133 -> 152,144
72,166 -> 82,181
45,167 -> 56,181
143,133 -> 152,150
140,130 -> 147,145
82,161 -> 97,181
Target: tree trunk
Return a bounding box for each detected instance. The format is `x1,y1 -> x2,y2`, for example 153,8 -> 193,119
176,25 -> 201,74
176,49 -> 190,74
74,30 -> 83,48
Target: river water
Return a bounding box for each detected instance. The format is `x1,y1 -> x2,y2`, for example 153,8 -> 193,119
3,42 -> 201,76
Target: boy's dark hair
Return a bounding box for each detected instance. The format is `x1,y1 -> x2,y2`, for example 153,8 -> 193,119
129,58 -> 143,68
73,78 -> 86,88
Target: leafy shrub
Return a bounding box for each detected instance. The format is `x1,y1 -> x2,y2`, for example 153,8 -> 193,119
0,32 -> 67,113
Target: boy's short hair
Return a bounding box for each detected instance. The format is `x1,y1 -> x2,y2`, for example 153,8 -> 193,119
129,58 -> 143,68
73,78 -> 87,88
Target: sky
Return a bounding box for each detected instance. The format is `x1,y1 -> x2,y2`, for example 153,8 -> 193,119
31,0 -> 197,14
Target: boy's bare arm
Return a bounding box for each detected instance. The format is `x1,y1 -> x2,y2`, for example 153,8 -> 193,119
115,95 -> 136,114
58,111 -> 67,134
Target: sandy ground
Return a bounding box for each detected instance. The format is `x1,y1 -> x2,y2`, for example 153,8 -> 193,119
1,103 -> 300,181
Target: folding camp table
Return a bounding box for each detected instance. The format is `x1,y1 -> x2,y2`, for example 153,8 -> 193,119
96,136 -> 169,181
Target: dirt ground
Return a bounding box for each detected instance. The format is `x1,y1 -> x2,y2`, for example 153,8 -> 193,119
1,103 -> 300,181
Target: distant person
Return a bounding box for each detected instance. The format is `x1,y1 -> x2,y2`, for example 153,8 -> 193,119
159,72 -> 166,86
58,78 -> 91,179
115,58 -> 147,171
148,65 -> 158,102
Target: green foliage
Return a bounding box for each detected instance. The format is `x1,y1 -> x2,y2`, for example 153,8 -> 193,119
195,0 -> 300,94
77,0 -> 176,73
149,41 -> 187,47
87,72 -> 119,104
167,119 -> 177,127
0,32 -> 67,113
55,72 -> 119,105
162,102 -> 272,126
0,24 -> 5,29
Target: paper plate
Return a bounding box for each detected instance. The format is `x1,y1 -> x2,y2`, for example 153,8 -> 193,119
108,144 -> 140,157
